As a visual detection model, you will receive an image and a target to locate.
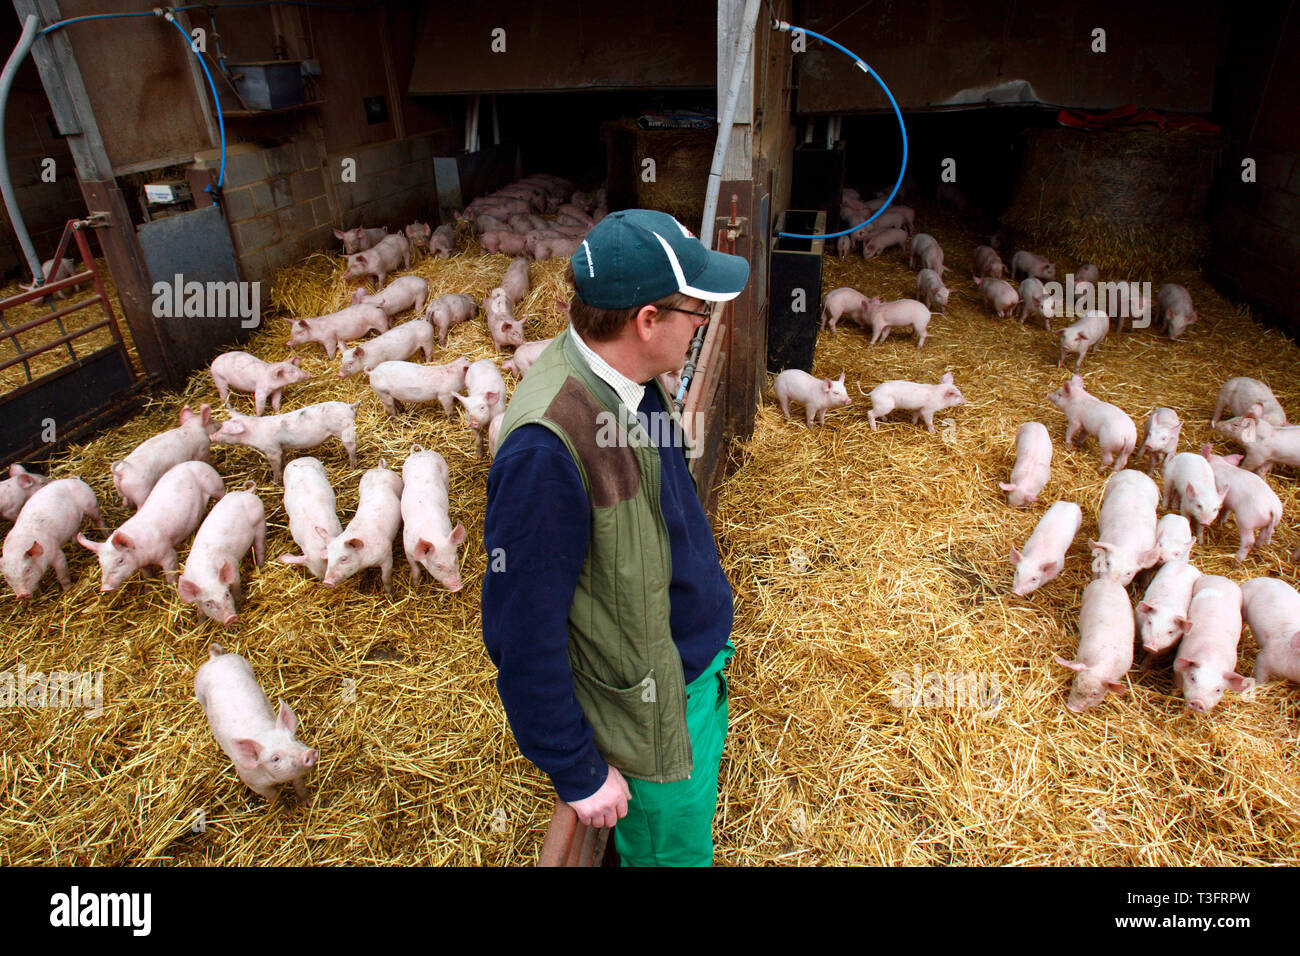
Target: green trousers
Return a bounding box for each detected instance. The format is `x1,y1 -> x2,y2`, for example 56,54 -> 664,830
614,640 -> 734,867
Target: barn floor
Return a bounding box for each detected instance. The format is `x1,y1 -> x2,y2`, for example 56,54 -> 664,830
2,200 -> 1299,865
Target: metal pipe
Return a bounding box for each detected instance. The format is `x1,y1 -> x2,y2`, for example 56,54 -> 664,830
699,0 -> 762,249
0,15 -> 46,285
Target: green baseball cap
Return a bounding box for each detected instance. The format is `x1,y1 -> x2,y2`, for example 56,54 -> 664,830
570,209 -> 749,309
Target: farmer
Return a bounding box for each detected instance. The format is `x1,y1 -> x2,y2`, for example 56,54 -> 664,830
481,209 -> 748,866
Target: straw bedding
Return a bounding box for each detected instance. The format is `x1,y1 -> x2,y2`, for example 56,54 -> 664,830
2,201 -> 1299,866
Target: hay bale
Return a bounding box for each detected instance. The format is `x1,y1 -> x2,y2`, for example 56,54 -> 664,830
1004,127 -> 1221,274
603,118 -> 711,226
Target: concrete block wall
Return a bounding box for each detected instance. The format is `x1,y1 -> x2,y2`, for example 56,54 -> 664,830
193,130 -> 446,283
327,133 -> 440,236
196,140 -> 335,283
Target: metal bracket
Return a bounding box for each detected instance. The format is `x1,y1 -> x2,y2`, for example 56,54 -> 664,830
80,212 -> 111,228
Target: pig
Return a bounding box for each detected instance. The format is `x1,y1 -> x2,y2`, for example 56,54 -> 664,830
860,372 -> 964,433
1075,264 -> 1099,287
864,297 -> 931,349
471,214 -> 510,237
210,402 -> 360,483
1055,578 -> 1134,713
454,360 -> 508,457
338,320 -> 436,377
908,233 -> 948,273
479,230 -> 530,255
1162,452 -> 1226,542
1089,469 -> 1160,586
78,461 -> 225,591
1201,444 -> 1283,562
429,224 -> 457,259
404,221 -> 432,251
342,233 -> 410,288
1009,501 -> 1081,596
936,183 -> 968,209
820,287 -> 871,332
527,236 -> 582,261
1136,407 -> 1181,473
0,464 -> 51,521
485,297 -> 526,351
509,214 -> 550,234
1010,250 -> 1056,281
3,478 -> 106,598
369,357 -> 471,418
424,293 -> 478,346
1047,375 -> 1136,472
487,414 -> 504,457
402,446 -> 467,591
1241,577 -> 1300,684
1175,576 -> 1254,713
862,228 -> 908,259
1106,282 -> 1151,335
21,256 -> 76,299
349,275 -> 428,317
1154,283 -> 1197,340
1136,560 -> 1201,654
868,209 -> 912,235
193,644 -> 319,805
1215,406 -> 1300,475
278,458 -> 341,581
836,235 -> 853,258
971,245 -> 1006,279
177,485 -> 266,625
1057,310 -> 1109,371
322,460 -> 404,594
773,370 -> 851,428
915,269 -> 950,313
500,256 -> 530,306
501,338 -> 553,379
1017,278 -> 1048,326
334,226 -> 386,254
210,352 -> 309,416
111,404 -> 219,510
1155,514 -> 1194,564
286,304 -> 389,359
1212,377 -> 1286,427
973,276 -> 1020,318
1000,422 -> 1053,508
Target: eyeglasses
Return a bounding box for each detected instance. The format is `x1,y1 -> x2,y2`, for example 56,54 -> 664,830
666,305 -> 713,320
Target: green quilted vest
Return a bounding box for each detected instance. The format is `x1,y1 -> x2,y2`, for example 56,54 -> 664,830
494,326 -> 694,783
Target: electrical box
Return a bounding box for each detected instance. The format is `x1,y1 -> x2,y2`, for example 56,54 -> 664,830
229,61 -> 305,111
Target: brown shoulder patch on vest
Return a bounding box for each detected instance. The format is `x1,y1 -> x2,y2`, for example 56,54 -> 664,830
544,377 -> 641,507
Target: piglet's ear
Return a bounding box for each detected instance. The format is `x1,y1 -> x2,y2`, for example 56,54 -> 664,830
233,738 -> 262,769
1055,656 -> 1086,672
178,579 -> 200,602
345,537 -> 364,551
1174,657 -> 1196,672
449,523 -> 467,546
277,698 -> 298,733
1104,680 -> 1127,694
219,562 -> 238,585
414,539 -> 432,559
1223,672 -> 1254,693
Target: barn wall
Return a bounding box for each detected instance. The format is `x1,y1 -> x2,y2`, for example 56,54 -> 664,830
793,0 -> 1217,113
0,33 -> 84,277
1205,3 -> 1300,336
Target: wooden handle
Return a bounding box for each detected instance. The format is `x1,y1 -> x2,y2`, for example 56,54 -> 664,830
538,800 -> 611,867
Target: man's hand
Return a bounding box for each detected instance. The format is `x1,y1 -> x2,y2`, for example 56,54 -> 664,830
566,766 -> 631,828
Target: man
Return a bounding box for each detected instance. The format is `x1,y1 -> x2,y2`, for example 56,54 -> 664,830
481,209 -> 749,866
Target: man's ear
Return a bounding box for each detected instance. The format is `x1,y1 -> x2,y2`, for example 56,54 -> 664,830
633,304 -> 660,341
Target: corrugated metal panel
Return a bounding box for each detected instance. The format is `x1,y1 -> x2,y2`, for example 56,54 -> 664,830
794,0 -> 1217,113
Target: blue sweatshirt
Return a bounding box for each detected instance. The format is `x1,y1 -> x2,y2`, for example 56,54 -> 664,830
481,384 -> 734,802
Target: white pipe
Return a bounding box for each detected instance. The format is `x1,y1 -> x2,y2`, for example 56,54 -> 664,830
700,0 -> 763,249
0,15 -> 44,284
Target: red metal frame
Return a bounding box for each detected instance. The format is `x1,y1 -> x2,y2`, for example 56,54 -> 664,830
0,218 -> 137,390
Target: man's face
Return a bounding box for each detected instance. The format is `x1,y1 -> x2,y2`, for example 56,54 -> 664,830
646,297 -> 711,375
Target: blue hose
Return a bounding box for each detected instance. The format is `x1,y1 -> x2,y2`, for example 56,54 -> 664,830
774,22 -> 909,241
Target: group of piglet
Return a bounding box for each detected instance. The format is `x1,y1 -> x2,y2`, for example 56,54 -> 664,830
1002,374 -> 1298,714
454,174 -> 606,261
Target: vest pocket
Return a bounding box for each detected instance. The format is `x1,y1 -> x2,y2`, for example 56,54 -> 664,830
570,664 -> 659,775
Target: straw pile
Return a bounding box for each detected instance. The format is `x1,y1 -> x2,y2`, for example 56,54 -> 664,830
712,197 -> 1300,864
3,200 -> 1299,866
0,260 -> 140,392
1004,127 -> 1221,275
609,118 -> 712,228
